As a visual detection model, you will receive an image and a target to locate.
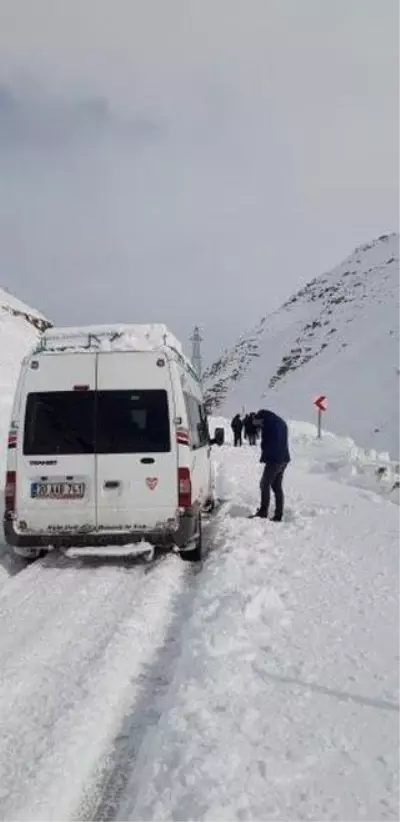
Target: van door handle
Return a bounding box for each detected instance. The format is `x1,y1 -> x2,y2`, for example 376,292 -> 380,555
104,480 -> 120,489
140,458 -> 155,464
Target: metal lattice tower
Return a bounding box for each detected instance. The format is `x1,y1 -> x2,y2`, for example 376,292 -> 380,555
190,325 -> 203,380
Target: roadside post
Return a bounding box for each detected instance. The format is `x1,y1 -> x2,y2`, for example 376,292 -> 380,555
314,394 -> 328,438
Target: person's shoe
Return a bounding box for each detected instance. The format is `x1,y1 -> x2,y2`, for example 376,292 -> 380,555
248,509 -> 268,519
271,515 -> 282,522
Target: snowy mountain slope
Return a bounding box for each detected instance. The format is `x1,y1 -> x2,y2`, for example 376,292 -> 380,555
0,287 -> 50,474
204,233 -> 400,457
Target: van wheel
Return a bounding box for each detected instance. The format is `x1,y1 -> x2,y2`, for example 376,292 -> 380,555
179,514 -> 203,563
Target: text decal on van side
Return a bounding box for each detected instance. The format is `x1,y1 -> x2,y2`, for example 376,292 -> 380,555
29,460 -> 58,466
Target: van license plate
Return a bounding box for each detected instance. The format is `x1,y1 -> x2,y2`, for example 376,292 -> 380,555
31,482 -> 85,499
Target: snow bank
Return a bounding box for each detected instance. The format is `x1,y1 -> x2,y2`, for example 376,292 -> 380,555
210,416 -> 400,504
290,420 -> 400,504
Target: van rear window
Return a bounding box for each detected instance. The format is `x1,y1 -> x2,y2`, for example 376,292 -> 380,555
96,390 -> 170,454
24,392 -> 95,455
23,390 -> 170,455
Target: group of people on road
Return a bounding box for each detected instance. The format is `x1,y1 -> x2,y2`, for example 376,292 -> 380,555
231,412 -> 259,447
230,408 -> 291,523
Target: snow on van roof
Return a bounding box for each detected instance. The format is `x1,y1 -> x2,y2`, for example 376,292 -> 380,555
41,323 -> 184,355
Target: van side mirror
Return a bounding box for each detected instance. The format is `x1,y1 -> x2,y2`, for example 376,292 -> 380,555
210,427 -> 225,447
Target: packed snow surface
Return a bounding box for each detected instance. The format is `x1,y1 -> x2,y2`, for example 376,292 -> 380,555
0,550 -> 186,821
0,422 -> 398,821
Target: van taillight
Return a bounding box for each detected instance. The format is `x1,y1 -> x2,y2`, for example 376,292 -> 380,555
178,467 -> 192,508
5,471 -> 16,513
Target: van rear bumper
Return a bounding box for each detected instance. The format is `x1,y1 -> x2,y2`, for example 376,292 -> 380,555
3,510 -> 198,550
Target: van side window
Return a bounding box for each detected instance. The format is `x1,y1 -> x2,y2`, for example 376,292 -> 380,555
184,393 -> 209,449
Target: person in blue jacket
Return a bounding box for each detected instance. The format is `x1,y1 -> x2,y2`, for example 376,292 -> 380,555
250,409 -> 291,521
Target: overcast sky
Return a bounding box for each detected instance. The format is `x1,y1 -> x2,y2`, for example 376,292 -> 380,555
0,0 -> 398,362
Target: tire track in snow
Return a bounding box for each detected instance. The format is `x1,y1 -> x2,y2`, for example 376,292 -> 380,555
86,580 -> 192,822
75,515 -> 226,821
0,550 -> 186,821
77,571 -> 198,822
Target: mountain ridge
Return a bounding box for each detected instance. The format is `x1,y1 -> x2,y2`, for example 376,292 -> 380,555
204,232 -> 399,457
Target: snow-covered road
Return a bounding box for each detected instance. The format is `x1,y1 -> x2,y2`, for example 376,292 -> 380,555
0,549 -> 192,821
118,442 -> 399,822
0,424 -> 398,821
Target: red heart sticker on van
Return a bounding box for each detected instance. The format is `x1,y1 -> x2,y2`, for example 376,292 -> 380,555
146,477 -> 158,491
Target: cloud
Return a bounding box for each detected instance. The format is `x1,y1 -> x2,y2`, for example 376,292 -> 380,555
0,0 -> 398,362
0,79 -> 288,362
0,82 -> 160,150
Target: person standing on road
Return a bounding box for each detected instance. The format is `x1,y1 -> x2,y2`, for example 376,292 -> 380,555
250,409 -> 290,521
231,414 -> 243,447
245,412 -> 257,446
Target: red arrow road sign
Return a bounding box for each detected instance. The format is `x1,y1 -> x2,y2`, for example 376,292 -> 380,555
314,395 -> 328,412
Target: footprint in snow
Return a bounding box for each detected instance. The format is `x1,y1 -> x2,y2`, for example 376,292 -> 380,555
244,588 -> 285,624
226,502 -> 253,518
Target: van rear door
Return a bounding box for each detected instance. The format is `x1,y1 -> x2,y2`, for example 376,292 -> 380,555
96,352 -> 178,532
18,353 -> 96,535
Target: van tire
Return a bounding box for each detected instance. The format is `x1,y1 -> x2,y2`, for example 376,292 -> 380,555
179,513 -> 202,562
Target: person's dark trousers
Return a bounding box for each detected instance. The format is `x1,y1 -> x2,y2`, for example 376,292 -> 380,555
249,433 -> 256,445
234,433 -> 242,447
259,462 -> 288,519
